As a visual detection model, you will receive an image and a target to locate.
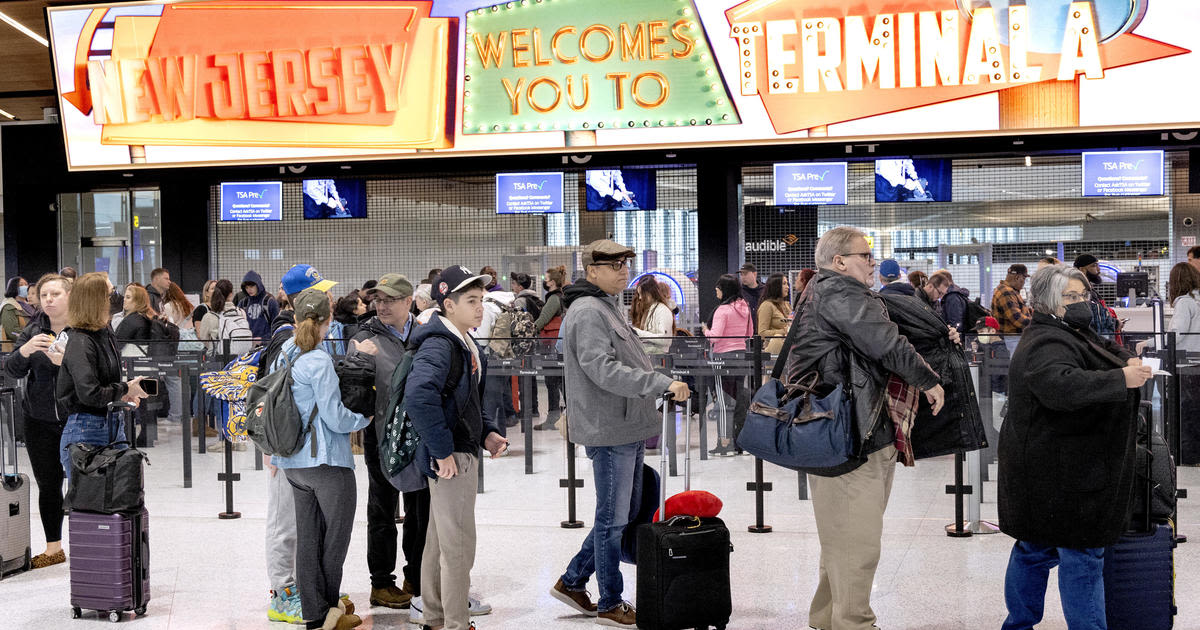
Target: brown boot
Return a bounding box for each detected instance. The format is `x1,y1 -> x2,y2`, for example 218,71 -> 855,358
369,585 -> 412,609
321,608 -> 362,630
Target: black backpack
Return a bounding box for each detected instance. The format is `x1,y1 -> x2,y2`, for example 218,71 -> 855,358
148,316 -> 180,358
336,352 -> 376,417
962,297 -> 991,332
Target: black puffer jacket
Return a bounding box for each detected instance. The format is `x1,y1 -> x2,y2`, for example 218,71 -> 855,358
782,270 -> 939,475
999,312 -> 1139,549
57,326 -> 128,417
880,294 -> 987,459
3,313 -> 67,423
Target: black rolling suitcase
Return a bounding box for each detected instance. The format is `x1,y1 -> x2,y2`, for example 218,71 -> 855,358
0,387 -> 32,579
636,394 -> 732,630
1103,405 -> 1177,630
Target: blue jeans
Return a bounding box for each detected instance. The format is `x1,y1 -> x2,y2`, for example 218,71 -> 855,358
60,412 -> 127,482
1002,540 -> 1107,630
561,442 -> 644,612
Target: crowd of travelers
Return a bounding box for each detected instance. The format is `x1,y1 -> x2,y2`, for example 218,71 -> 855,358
3,242 -> 1199,629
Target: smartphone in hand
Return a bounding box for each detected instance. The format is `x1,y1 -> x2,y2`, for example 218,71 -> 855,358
141,378 -> 159,396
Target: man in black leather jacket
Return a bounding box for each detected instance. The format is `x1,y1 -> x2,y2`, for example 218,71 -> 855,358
782,226 -> 944,630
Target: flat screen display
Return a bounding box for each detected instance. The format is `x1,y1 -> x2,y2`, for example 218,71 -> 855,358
496,172 -> 564,214
874,159 -> 952,202
1082,150 -> 1164,197
773,162 -> 847,205
302,179 -> 367,219
220,182 -> 282,221
585,169 -> 658,211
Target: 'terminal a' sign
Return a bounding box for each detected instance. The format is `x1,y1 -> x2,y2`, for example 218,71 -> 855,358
463,0 -> 740,134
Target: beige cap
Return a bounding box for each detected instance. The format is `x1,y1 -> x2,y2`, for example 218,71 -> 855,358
582,239 -> 635,266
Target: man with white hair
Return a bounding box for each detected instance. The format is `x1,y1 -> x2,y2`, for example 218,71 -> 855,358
781,226 -> 945,630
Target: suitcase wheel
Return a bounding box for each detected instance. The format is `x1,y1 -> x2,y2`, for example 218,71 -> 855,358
71,607 -> 81,619
108,611 -> 121,623
135,606 -> 147,616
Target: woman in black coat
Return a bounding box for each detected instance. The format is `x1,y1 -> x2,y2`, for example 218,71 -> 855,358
878,293 -> 987,459
998,265 -> 1152,630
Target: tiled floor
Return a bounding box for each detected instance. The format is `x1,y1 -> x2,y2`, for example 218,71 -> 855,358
3,413 -> 1198,630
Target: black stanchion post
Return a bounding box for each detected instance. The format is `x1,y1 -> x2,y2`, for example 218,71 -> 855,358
944,452 -> 972,537
197,369 -> 207,455
180,362 -> 193,488
560,441 -> 585,528
797,471 -> 808,501
1166,332 -> 1188,543
217,439 -> 241,519
254,445 -> 264,471
477,447 -> 485,494
747,336 -> 773,533
521,363 -> 534,475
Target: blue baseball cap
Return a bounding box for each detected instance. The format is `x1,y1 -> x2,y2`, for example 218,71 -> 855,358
281,264 -> 337,296
878,259 -> 901,280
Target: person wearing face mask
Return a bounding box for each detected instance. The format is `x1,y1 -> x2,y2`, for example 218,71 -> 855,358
999,264 -> 1151,630
2,276 -> 32,345
1072,254 -> 1121,337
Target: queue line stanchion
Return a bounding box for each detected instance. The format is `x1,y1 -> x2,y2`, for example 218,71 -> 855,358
217,438 -> 241,520
179,360 -> 193,488
520,360 -> 535,475
944,452 -> 971,538
797,472 -> 808,501
560,440 -> 585,529
1165,332 -> 1188,543
746,336 -> 773,534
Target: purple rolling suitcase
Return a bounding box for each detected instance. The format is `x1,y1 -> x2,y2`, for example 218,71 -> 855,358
69,401 -> 149,622
69,508 -> 150,622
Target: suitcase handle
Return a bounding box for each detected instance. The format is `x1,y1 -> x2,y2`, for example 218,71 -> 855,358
659,392 -> 693,523
0,387 -> 17,477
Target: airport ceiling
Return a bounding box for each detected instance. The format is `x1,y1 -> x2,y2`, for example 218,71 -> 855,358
0,1 -> 57,122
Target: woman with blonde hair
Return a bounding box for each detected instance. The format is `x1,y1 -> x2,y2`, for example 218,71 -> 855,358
57,272 -> 149,480
4,274 -> 73,567
115,283 -> 158,350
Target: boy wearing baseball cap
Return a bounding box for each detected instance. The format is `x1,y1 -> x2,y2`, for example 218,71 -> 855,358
406,266 -> 508,630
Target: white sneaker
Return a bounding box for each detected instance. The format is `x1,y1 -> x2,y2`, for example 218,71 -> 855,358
468,597 -> 491,616
408,596 -> 423,624
407,595 -> 490,623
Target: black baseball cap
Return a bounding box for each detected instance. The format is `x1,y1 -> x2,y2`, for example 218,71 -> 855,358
1073,254 -> 1099,268
430,265 -> 490,307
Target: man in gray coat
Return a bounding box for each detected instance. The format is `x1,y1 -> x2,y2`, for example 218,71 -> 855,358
549,240 -> 690,628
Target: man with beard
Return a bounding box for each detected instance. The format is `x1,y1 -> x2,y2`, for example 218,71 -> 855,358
1073,254 -> 1121,337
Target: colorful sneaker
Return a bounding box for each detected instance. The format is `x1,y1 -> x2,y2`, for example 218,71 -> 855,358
468,597 -> 491,616
268,588 -> 304,625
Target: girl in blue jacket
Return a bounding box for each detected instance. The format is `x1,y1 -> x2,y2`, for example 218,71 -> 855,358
273,288 -> 373,630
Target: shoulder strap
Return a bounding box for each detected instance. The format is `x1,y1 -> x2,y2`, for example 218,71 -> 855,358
441,343 -> 465,400
770,317 -> 803,380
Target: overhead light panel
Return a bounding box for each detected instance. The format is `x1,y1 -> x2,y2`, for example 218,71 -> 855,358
0,108 -> 15,120
0,10 -> 49,47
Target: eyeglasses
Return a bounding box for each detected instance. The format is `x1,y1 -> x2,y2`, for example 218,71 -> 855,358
374,296 -> 407,307
590,260 -> 630,270
840,252 -> 875,263
1061,292 -> 1087,303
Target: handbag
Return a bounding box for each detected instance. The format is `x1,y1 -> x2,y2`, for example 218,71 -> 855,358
735,315 -> 855,471
737,373 -> 854,470
66,440 -> 147,514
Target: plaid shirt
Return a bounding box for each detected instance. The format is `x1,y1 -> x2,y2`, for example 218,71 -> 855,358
886,374 -> 919,467
991,280 -> 1032,334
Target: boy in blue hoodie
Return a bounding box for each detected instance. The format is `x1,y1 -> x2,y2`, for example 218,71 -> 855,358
406,265 -> 508,630
238,270 -> 280,342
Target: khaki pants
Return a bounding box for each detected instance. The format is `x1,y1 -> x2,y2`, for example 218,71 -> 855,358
422,453 -> 478,630
807,446 -> 897,630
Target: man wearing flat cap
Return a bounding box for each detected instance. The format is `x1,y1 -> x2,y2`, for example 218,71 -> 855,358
348,273 -> 422,609
1073,254 -> 1121,336
548,240 -> 690,628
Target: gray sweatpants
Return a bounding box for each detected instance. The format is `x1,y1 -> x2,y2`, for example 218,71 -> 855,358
422,453 -> 479,630
266,464 -> 298,593
286,465 -> 357,629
